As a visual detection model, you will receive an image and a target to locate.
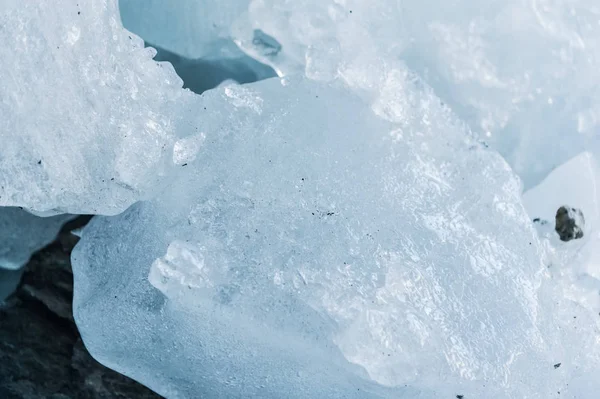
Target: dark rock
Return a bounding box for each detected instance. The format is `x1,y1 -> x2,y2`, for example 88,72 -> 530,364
0,217 -> 162,399
555,206 -> 584,242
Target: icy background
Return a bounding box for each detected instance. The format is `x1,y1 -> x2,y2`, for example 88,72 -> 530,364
1,0 -> 600,398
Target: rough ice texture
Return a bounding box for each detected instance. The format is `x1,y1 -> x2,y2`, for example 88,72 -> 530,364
0,207 -> 72,271
0,0 -> 190,215
232,0 -> 600,189
2,0 -> 598,397
73,74 -> 556,398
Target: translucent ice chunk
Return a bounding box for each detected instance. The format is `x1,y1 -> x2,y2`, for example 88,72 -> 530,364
0,0 -> 191,215
73,74 -> 553,398
0,207 -> 73,271
233,0 -> 600,188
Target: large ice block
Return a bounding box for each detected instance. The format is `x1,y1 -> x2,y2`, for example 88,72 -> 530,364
73,74 -> 554,398
0,0 -> 190,215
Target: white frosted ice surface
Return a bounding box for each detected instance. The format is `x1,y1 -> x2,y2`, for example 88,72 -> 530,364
0,0 -> 191,215
524,152 -> 600,312
0,207 -> 73,271
232,0 -> 600,188
1,0 -> 597,397
72,74 -> 562,398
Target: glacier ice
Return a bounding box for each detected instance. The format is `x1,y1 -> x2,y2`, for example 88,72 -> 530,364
0,207 -> 73,271
232,0 -> 600,189
73,74 -> 561,398
0,0 -> 190,215
1,0 -> 599,397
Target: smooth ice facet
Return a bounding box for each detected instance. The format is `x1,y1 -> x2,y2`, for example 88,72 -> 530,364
73,74 -> 551,398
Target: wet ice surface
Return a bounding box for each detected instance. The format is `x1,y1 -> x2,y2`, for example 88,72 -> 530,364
74,75 -> 559,398
2,0 -> 600,398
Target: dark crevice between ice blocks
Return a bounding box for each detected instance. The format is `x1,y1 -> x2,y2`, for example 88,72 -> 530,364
148,40 -> 277,94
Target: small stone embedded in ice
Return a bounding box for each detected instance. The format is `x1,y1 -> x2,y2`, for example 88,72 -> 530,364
0,207 -> 73,271
524,152 -> 599,243
73,74 -> 551,398
0,0 -> 191,215
555,206 -> 585,242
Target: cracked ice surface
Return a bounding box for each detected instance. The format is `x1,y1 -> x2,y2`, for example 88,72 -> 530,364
0,0 -> 191,215
74,74 -> 556,398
